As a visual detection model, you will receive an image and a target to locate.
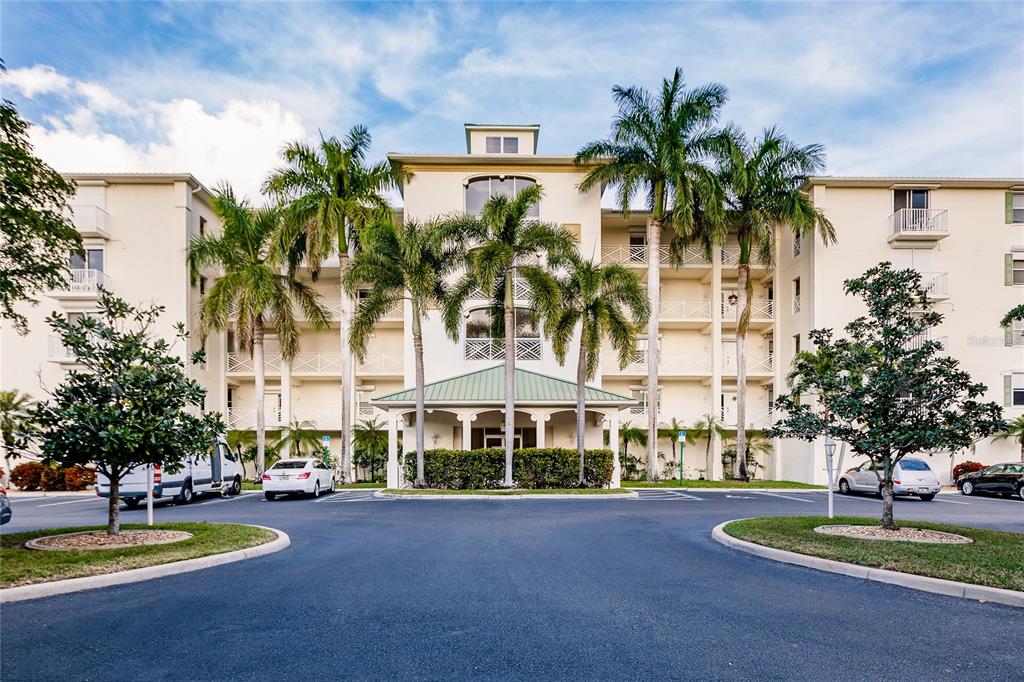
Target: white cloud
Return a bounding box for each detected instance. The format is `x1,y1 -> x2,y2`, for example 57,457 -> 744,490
5,64 -> 71,97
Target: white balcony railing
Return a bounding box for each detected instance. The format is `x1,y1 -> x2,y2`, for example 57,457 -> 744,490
465,338 -> 543,361
69,205 -> 110,236
57,269 -> 107,294
921,272 -> 949,297
721,246 -> 768,267
661,299 -> 712,320
226,407 -> 283,430
721,295 -> 773,319
226,352 -> 282,373
47,335 -> 74,362
722,352 -> 774,373
904,332 -> 949,352
355,299 -> 403,321
356,354 -> 403,374
607,352 -> 712,375
293,352 -> 345,373
889,208 -> 949,236
468,276 -> 531,302
793,295 -> 801,314
721,409 -> 775,429
601,245 -> 671,266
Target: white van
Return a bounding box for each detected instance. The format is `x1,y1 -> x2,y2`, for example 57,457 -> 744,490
95,438 -> 244,507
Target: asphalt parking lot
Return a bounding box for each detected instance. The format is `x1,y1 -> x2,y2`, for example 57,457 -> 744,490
2,489 -> 1022,680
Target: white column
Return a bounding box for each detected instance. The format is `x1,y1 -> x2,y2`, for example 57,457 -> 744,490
281,361 -> 292,426
386,412 -> 399,489
710,246 -> 724,480
535,412 -> 546,448
609,411 -> 621,488
460,413 -> 473,450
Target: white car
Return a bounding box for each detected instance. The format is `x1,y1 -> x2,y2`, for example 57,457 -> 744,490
838,458 -> 941,501
262,459 -> 335,500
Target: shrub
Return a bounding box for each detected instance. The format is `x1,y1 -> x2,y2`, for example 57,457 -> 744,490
9,462 -> 95,491
403,448 -> 615,489
953,460 -> 986,480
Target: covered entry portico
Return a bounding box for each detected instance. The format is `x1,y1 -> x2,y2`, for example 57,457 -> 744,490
371,366 -> 636,488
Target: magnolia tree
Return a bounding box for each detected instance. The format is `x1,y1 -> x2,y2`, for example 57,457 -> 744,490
768,263 -> 1003,529
33,291 -> 223,535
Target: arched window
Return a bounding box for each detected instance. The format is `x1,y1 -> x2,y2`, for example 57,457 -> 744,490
465,176 -> 539,217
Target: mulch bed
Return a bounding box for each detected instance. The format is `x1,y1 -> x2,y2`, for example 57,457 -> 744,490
813,524 -> 972,544
26,530 -> 193,551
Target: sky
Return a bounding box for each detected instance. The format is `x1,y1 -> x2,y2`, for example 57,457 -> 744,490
2,1 -> 1022,201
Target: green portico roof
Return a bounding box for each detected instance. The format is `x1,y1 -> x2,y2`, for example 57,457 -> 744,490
371,366 -> 634,406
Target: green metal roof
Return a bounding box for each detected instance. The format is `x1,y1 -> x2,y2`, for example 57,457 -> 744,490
371,366 -> 634,406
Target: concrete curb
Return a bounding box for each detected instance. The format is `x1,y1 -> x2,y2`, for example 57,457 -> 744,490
0,525 -> 290,604
374,490 -> 639,500
711,519 -> 1024,609
626,487 -> 824,493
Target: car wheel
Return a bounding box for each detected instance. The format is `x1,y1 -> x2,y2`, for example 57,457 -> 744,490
960,481 -> 974,496
838,479 -> 851,495
329,478 -> 336,492
311,481 -> 320,498
177,481 -> 193,505
919,493 -> 935,502
264,492 -> 276,501
229,476 -> 242,496
124,497 -> 141,509
1016,484 -> 1024,501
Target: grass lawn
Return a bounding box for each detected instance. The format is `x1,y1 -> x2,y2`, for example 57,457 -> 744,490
724,516 -> 1024,592
622,479 -> 824,489
0,523 -> 276,589
242,481 -> 381,491
382,488 -> 632,496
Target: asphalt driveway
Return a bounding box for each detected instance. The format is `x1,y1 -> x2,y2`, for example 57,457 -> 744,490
1,490 -> 1021,680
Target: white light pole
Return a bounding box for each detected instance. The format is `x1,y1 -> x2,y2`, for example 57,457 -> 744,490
146,464 -> 154,527
824,436 -> 836,520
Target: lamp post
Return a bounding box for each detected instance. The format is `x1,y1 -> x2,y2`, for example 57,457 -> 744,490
824,436 -> 836,520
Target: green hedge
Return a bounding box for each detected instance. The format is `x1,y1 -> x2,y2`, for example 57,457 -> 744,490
403,447 -> 614,489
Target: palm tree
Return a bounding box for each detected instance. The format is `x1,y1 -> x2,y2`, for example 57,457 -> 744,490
994,415 -> 1024,462
689,412 -> 728,479
353,417 -> 388,481
657,417 -> 688,481
618,421 -> 648,480
0,389 -> 34,482
343,219 -> 467,487
442,184 -> 576,487
542,253 -> 649,484
271,419 -> 324,459
264,126 -> 409,484
187,186 -> 330,477
577,67 -> 729,481
717,127 -> 835,480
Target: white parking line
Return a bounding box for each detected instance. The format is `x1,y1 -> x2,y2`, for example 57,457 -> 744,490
929,497 -> 973,505
324,495 -> 377,503
36,497 -> 102,508
756,492 -> 814,503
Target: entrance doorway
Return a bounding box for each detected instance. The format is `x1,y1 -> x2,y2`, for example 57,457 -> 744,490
721,390 -> 738,425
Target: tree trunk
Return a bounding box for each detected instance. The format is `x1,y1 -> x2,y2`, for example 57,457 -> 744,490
339,252 -> 353,484
107,475 -> 120,536
576,336 -> 587,486
735,260 -> 752,481
880,478 -> 897,530
412,302 -> 426,487
503,274 -> 516,487
254,322 -> 266,478
646,217 -> 661,482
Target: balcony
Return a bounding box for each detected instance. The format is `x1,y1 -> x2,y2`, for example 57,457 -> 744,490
356,354 -> 403,377
721,295 -> 774,330
69,205 -> 110,238
465,338 -> 542,361
888,208 -> 949,243
226,407 -> 283,430
226,352 -> 282,374
721,409 -> 775,430
605,352 -> 711,378
722,352 -> 774,375
601,245 -> 711,268
721,246 -> 770,269
292,409 -> 342,429
921,272 -> 949,300
293,352 -> 345,374
468,277 -> 531,302
661,299 -> 711,327
51,269 -> 108,299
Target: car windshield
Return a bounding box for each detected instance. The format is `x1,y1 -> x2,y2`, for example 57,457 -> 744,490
899,459 -> 930,471
271,461 -> 308,470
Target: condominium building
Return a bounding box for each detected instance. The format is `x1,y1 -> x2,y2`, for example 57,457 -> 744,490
2,128 -> 1022,487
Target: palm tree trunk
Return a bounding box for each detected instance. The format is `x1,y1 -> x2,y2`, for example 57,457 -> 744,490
254,320 -> 267,478
339,250 -> 353,484
735,260 -> 752,481
503,274 -> 515,487
646,217 -> 661,482
412,301 -> 426,487
576,336 -> 587,486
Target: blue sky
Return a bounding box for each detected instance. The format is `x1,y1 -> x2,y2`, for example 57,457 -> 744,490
3,1 -> 1022,199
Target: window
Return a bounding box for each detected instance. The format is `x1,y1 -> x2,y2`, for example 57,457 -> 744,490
1010,193 -> 1024,224
465,176 -> 538,217
465,307 -> 537,339
485,137 -> 501,153
199,276 -> 207,296
792,277 -> 801,313
1013,374 -> 1024,407
1013,254 -> 1024,285
502,137 -> 519,154
70,249 -> 104,272
793,334 -> 801,354
792,235 -> 801,258
893,189 -> 929,211
199,216 -> 207,236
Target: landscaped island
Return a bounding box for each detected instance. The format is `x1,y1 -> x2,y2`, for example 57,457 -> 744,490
723,516 -> 1024,592
622,480 -> 824,489
1,523 -> 276,589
